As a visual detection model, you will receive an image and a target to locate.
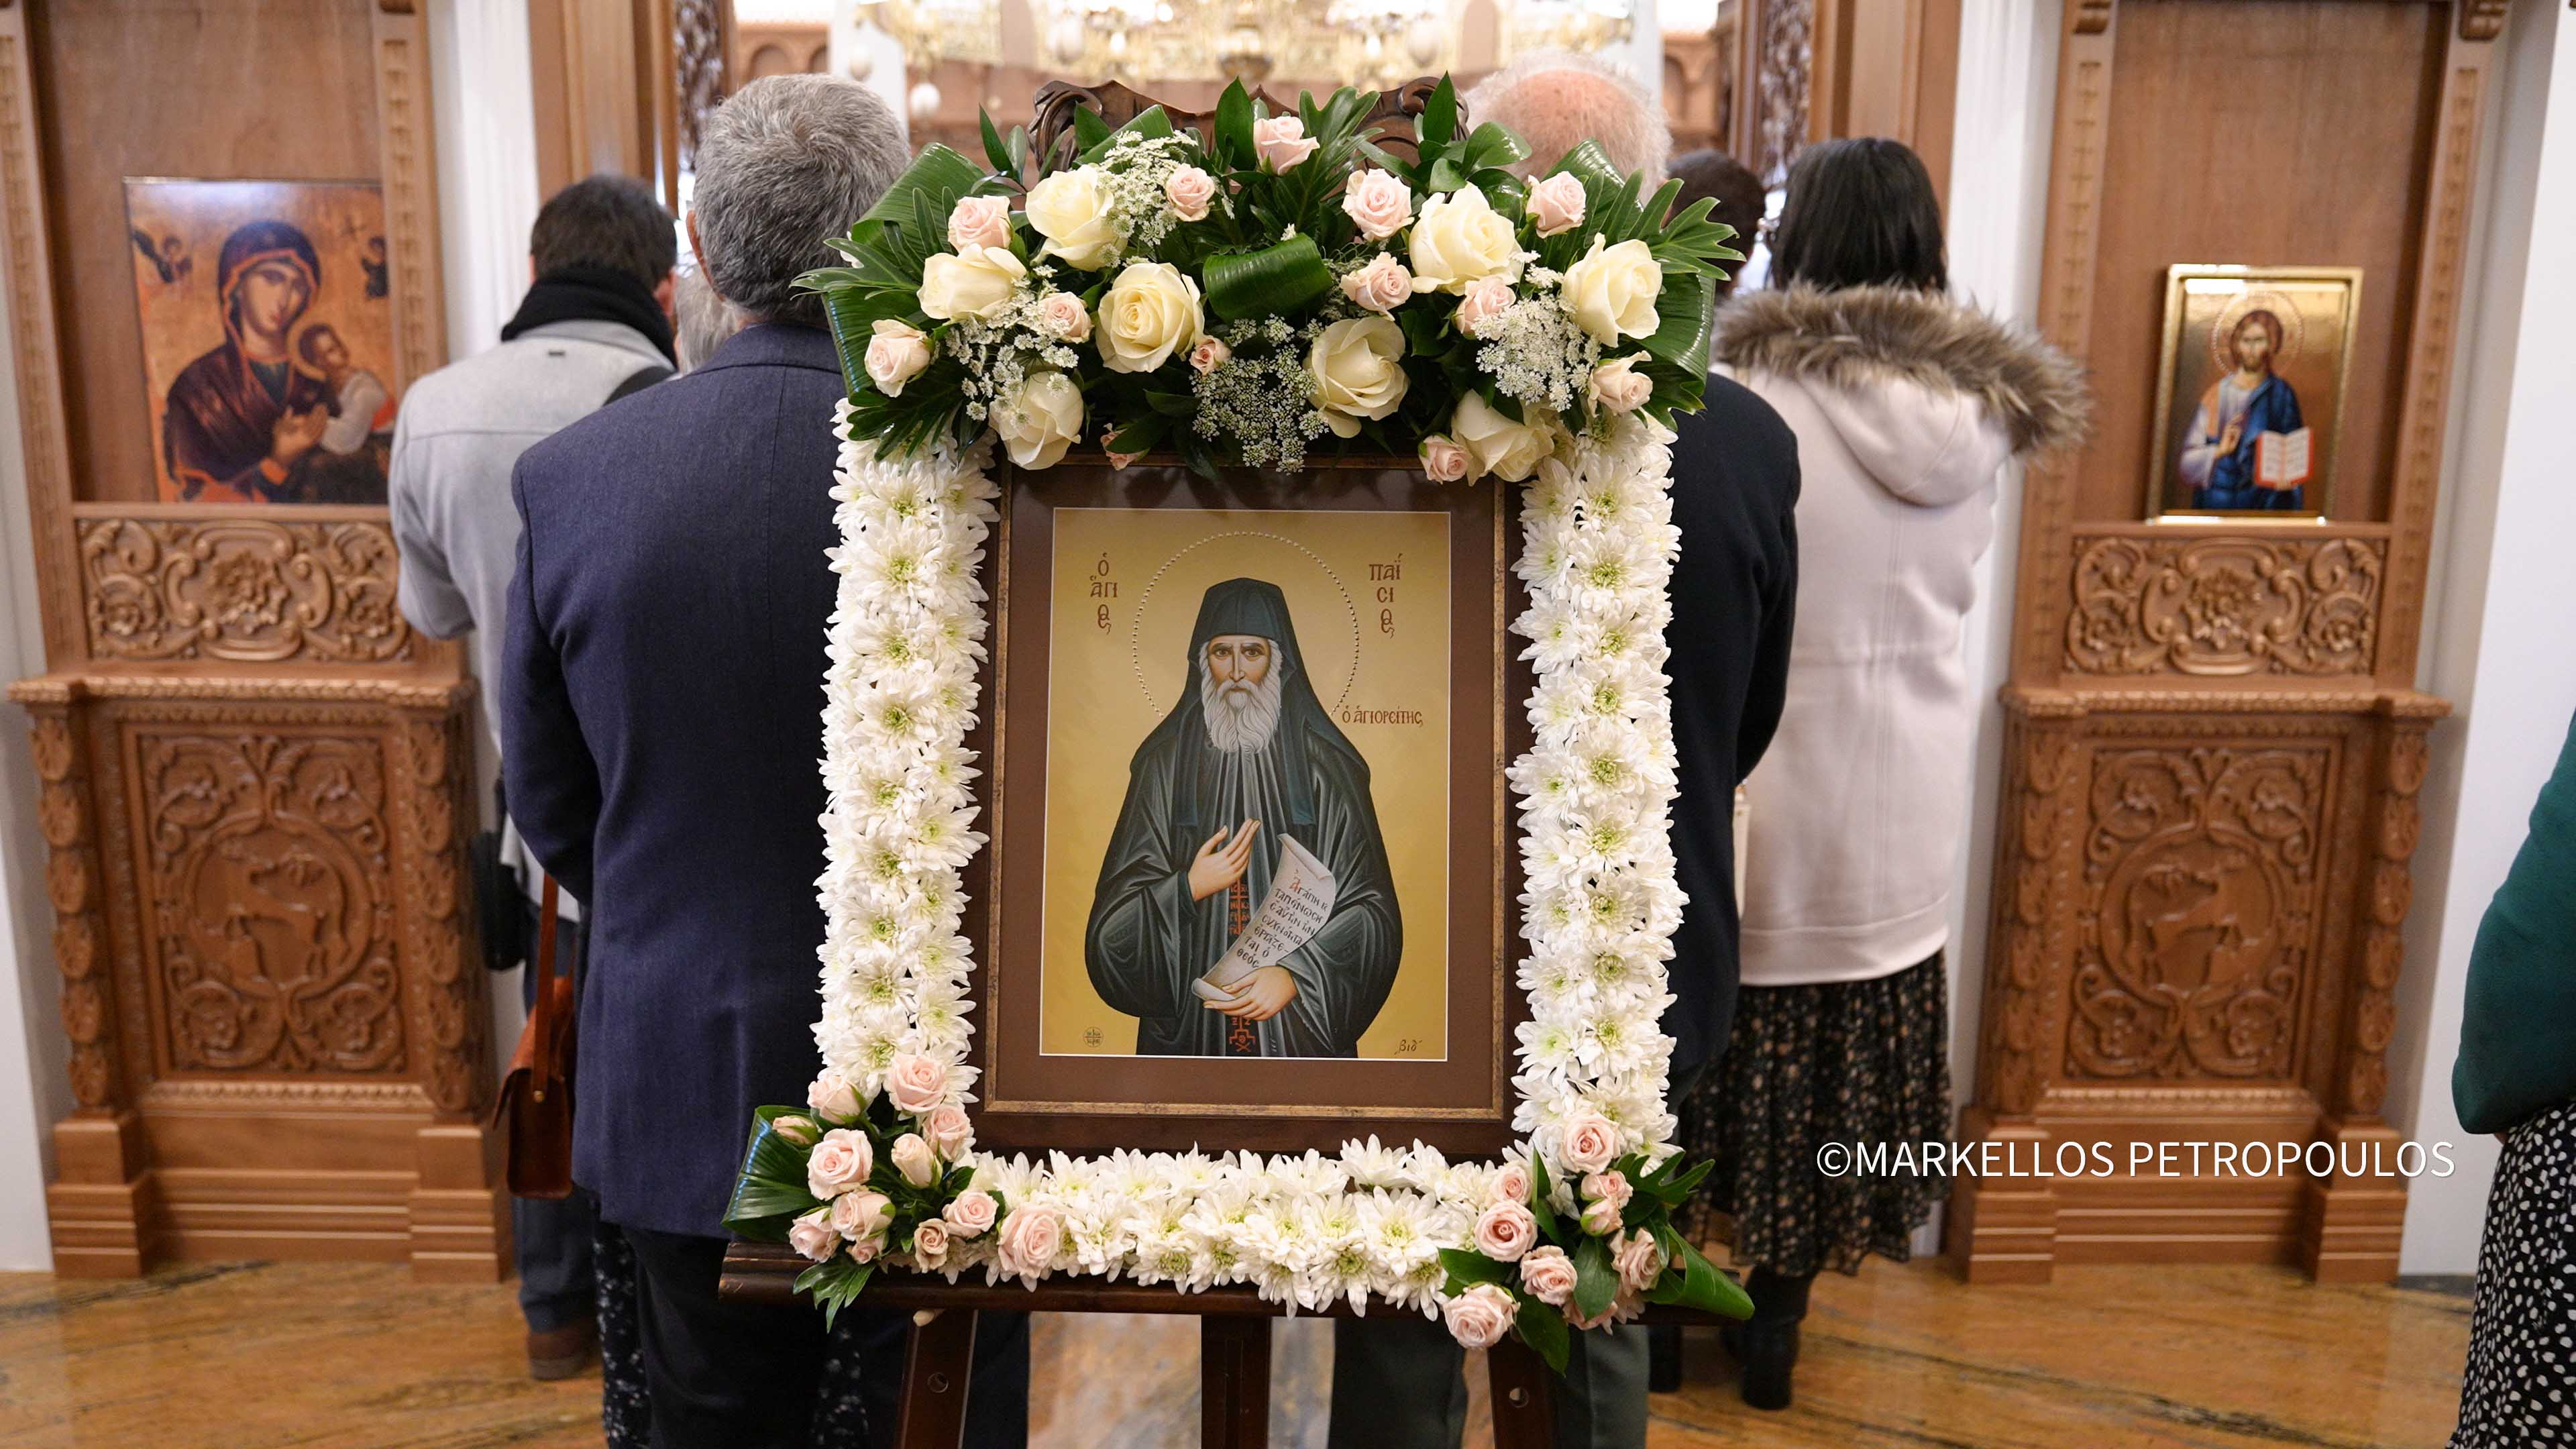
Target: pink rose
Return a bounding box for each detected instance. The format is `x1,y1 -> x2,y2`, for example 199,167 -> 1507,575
1580,1197 -> 1623,1237
831,1188 -> 892,1241
1587,356 -> 1652,414
945,1188 -> 998,1238
1491,1159 -> 1533,1205
924,1104 -> 975,1158
1253,114 -> 1319,172
1338,254 -> 1412,314
1527,172 -> 1587,238
770,1114 -> 819,1148
1454,275 -> 1515,337
847,1237 -> 881,1266
1581,1169 -> 1631,1213
1340,168 -> 1413,241
885,1053 -> 948,1115
1560,1111 -> 1619,1175
1518,1244 -> 1576,1306
1565,1294 -> 1636,1332
806,1071 -> 863,1123
1442,1282 -> 1517,1350
1189,337 -> 1230,374
892,1132 -> 939,1187
1165,165 -> 1217,222
1472,1199 -> 1539,1262
947,194 -> 1014,252
788,1208 -> 839,1262
1419,433 -> 1468,484
863,319 -> 932,398
1105,449 -> 1142,470
1039,291 -> 1092,342
912,1218 -> 953,1270
806,1128 -> 873,1197
996,1202 -> 1063,1280
1614,1229 -> 1663,1293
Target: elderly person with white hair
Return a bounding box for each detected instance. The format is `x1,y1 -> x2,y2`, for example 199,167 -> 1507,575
502,75 -> 1030,1446
1328,54 -> 1805,1449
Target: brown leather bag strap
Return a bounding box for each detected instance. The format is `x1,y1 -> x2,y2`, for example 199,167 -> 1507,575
530,873 -> 561,1099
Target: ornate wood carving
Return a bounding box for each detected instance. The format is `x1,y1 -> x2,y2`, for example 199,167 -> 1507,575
2339,712 -> 2435,1117
2064,534 -> 2383,677
2457,0 -> 2507,42
2070,745 -> 2330,1080
0,11 -> 77,666
394,709 -> 482,1116
2072,0 -> 2112,36
136,731 -> 405,1077
373,3 -> 447,386
27,704 -> 124,1109
79,517 -> 414,664
1754,0 -> 1815,180
1978,695 -> 2086,1116
676,0 -> 728,168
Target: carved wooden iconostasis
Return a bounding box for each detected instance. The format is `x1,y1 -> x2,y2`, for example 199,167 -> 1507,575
0,0 -> 503,1279
1948,0 -> 2506,1285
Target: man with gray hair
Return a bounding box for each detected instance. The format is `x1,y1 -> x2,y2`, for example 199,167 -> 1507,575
1464,51 -> 1672,182
502,75 -> 1028,1444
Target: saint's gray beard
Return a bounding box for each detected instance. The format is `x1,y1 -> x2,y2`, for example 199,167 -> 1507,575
1199,656 -> 1285,755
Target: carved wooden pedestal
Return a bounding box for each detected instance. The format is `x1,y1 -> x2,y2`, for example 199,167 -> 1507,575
14,675 -> 506,1280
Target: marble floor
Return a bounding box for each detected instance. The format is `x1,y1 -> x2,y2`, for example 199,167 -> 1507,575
0,1257 -> 2470,1448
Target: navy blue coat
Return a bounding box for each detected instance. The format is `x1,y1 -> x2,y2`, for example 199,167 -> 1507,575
1661,376 -> 1801,1078
502,325 -> 846,1237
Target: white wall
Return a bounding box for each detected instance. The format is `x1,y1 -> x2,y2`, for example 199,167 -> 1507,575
2390,2 -> 2575,1276
431,0 -> 544,360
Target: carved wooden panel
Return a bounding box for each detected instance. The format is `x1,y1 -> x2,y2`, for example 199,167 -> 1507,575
80,517 -> 413,664
2064,533 -> 2382,677
393,708 -> 482,1116
26,706 -> 125,1109
2070,743 -> 2334,1081
134,729 -> 405,1077
1976,698 -> 2086,1116
2339,713 -> 2434,1117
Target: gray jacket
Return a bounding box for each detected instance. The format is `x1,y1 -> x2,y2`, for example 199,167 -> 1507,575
388,317 -> 671,910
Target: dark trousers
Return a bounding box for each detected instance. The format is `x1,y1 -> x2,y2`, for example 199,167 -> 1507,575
517,910 -> 596,1334
623,1226 -> 1032,1449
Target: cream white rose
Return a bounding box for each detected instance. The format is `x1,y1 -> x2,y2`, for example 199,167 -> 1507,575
1587,355 -> 1653,414
1559,235 -> 1662,345
1407,185 -> 1523,295
1341,168 -> 1413,241
1038,291 -> 1091,342
1518,1245 -> 1576,1305
806,1070 -> 863,1122
806,1127 -> 873,1197
1338,253 -> 1412,313
923,1104 -> 974,1158
863,319 -> 932,397
1419,433 -> 1467,483
1024,165 -> 1118,270
947,194 -> 1014,253
892,1132 -> 939,1187
1096,261 -> 1204,374
1165,165 -> 1217,222
1559,1109 -> 1621,1173
1253,114 -> 1319,172
918,244 -> 1025,321
945,1188 -> 998,1238
1472,1200 -> 1539,1262
993,370 -> 1084,469
1442,1283 -> 1516,1350
1450,394 -> 1554,482
1307,315 -> 1409,438
788,1207 -> 839,1262
885,1053 -> 950,1114
1527,172 -> 1587,237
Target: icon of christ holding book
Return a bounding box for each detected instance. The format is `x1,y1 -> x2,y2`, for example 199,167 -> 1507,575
2179,307 -> 2310,511
1084,577 -> 1402,1058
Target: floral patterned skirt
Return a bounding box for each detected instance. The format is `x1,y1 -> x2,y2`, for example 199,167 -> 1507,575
1676,949 -> 1952,1279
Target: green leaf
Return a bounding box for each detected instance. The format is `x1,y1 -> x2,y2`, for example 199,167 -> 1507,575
1073,105 -> 1112,155
1202,234 -> 1335,319
1437,1247 -> 1513,1295
1417,74 -> 1458,150
1639,270 -> 1719,379
722,1104 -> 826,1238
1079,104 -> 1175,164
980,111 -> 1014,175
1515,1296 -> 1570,1375
1216,80 -> 1254,169
1571,1235 -> 1616,1322
1105,415 -> 1169,455
1526,1155 -> 1564,1244
1646,1240 -> 1753,1320
1426,157 -> 1466,196
1459,121 -> 1530,174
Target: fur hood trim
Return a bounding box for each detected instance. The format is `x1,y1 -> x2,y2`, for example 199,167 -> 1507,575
1713,284 -> 2091,459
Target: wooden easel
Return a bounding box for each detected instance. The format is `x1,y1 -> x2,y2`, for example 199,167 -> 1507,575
721,1241 -> 1689,1448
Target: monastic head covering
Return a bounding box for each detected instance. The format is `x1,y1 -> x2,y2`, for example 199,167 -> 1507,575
1139,576 -> 1368,829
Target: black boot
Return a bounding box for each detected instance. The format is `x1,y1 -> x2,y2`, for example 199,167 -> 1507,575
1729,1267 -> 1812,1411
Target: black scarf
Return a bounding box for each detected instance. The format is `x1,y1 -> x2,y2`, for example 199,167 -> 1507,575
501,264 -> 677,365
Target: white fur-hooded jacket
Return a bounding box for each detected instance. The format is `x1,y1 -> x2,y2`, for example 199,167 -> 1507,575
1714,283 -> 2088,987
